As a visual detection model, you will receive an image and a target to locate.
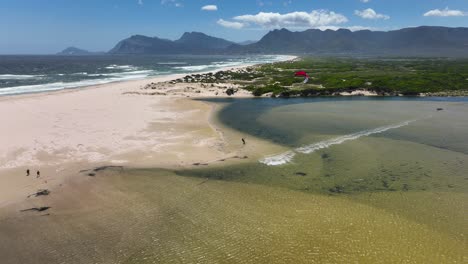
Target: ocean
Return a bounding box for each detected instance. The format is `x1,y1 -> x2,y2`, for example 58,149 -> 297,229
0,54 -> 292,96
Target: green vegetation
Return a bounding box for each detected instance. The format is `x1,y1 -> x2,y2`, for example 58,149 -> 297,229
230,57 -> 468,96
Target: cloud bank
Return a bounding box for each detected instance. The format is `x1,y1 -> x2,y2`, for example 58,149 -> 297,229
218,10 -> 348,29
423,7 -> 466,17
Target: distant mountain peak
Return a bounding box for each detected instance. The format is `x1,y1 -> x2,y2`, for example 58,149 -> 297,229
175,32 -> 234,48
109,32 -> 235,54
57,47 -> 94,55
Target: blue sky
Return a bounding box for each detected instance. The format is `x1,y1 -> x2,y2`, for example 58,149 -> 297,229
1,0 -> 467,54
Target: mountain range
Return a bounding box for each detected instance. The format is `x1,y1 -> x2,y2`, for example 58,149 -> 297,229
66,26 -> 468,57
232,26 -> 468,56
108,32 -> 235,54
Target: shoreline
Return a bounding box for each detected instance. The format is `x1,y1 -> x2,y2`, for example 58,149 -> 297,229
0,59 -> 295,207
0,55 -> 298,98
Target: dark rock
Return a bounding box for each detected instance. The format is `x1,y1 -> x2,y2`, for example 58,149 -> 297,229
94,165 -> 123,172
329,185 -> 345,193
295,172 -> 307,176
20,207 -> 51,212
28,189 -> 50,198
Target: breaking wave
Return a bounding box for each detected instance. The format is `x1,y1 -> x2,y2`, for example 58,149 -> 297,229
0,74 -> 43,80
0,73 -> 150,96
260,119 -> 416,166
0,55 -> 295,96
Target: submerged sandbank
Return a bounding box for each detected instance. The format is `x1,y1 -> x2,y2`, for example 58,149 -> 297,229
0,166 -> 465,264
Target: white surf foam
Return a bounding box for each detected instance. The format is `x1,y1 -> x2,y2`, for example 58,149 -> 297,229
0,74 -> 42,80
0,55 -> 295,96
259,151 -> 296,166
0,74 -> 150,96
105,64 -> 135,70
174,65 -> 212,71
260,119 -> 415,166
296,120 -> 415,154
157,62 -> 187,65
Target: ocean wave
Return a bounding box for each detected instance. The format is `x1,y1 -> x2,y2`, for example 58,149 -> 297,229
104,64 -> 136,70
174,65 -> 212,71
0,74 -> 149,96
157,62 -> 187,65
0,74 -> 42,80
259,119 -> 416,166
0,55 -> 294,96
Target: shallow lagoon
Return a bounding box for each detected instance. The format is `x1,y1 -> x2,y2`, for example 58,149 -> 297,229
2,97 -> 466,263
184,97 -> 468,194
168,97 -> 468,262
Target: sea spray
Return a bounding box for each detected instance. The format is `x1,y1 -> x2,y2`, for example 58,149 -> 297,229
260,119 -> 416,166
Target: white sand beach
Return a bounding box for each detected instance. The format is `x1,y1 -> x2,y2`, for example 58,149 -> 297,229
0,68 -> 282,207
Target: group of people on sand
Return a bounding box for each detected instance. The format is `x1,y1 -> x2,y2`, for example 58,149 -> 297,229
26,169 -> 40,178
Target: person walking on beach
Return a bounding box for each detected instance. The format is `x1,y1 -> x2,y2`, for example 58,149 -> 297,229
26,169 -> 30,176
36,170 -> 40,178
242,138 -> 246,145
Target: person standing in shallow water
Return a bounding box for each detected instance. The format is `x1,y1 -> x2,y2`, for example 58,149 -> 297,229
26,169 -> 30,176
36,170 -> 40,178
242,138 -> 246,145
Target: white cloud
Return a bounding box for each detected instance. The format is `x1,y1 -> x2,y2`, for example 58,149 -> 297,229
360,0 -> 370,3
354,8 -> 390,20
231,10 -> 348,29
217,19 -> 245,29
201,5 -> 217,11
423,7 -> 466,17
